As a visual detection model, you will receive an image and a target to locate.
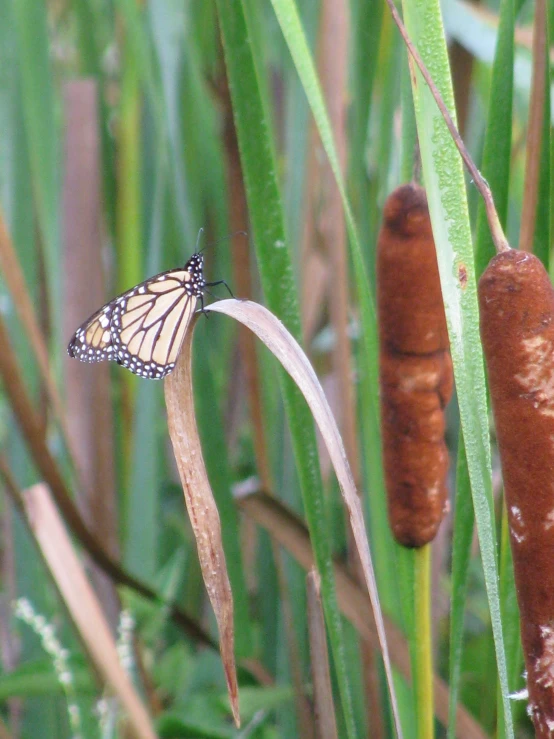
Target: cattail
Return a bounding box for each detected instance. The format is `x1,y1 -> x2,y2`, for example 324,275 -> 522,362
377,184 -> 453,547
479,249 -> 554,736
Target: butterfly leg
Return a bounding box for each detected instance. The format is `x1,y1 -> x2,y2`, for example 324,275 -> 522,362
198,293 -> 211,319
205,279 -> 235,298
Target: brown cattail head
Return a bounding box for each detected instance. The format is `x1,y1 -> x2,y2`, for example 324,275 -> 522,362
479,249 -> 554,736
377,184 -> 453,548
378,184 -> 450,356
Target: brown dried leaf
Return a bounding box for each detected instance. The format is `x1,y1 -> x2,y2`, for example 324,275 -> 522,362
0,716 -> 12,739
62,79 -> 119,624
205,299 -> 397,716
0,208 -> 93,508
164,320 -> 240,728
21,484 -> 156,739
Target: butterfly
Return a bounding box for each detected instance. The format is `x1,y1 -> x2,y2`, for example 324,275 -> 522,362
68,252 -> 223,380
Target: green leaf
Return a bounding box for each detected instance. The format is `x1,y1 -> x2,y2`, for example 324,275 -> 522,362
533,23 -> 551,270
124,159 -> 164,582
473,0 -> 515,278
215,0 -> 357,734
265,0 -> 402,730
13,0 -> 61,344
448,433 -> 475,738
0,658 -> 94,699
401,0 -> 513,732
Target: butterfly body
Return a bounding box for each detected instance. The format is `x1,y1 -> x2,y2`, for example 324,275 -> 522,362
68,253 -> 206,379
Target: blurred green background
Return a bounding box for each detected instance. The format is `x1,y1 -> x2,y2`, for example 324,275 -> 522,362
0,0 -> 550,736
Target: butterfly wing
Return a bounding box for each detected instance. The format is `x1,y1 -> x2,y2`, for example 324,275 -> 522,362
110,269 -> 200,379
67,303 -> 116,363
67,253 -> 205,379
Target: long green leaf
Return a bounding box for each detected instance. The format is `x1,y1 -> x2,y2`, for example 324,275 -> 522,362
267,0 -> 404,731
148,0 -> 194,246
116,0 -> 194,247
448,0 -> 515,730
473,0 -> 515,278
13,0 -> 61,346
447,433 -> 474,738
215,1 -> 357,734
534,18 -> 551,270
400,0 -> 513,733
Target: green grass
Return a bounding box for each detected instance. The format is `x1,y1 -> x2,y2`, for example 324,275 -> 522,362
0,0 -> 549,736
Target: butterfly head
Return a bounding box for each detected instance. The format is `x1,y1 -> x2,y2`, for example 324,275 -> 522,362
186,252 -> 205,296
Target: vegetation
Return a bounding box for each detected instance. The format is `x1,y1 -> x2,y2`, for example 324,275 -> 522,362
0,0 -> 550,737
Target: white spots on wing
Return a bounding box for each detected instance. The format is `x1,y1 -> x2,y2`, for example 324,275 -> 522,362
68,254 -> 206,379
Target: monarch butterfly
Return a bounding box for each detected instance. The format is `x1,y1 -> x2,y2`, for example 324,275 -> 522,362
68,252 -> 222,379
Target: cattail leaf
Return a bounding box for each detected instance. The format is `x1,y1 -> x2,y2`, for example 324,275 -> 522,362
216,1 -> 358,733
164,318 -> 240,728
206,298 -> 395,722
20,483 -> 156,739
12,0 -> 61,344
401,0 -> 513,730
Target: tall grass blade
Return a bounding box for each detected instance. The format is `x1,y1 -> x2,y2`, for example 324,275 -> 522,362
216,2 -> 358,734
13,0 -> 61,345
448,434 -> 475,738
400,0 -> 513,732
266,0 -> 402,730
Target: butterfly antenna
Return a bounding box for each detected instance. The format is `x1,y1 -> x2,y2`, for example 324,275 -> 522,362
195,227 -> 205,253
199,230 -> 248,254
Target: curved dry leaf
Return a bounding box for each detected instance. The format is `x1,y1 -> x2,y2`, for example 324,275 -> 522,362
205,299 -> 397,718
164,319 -> 240,728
